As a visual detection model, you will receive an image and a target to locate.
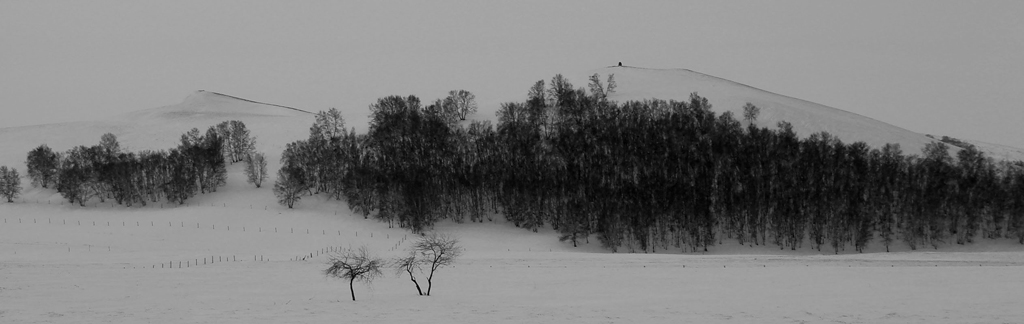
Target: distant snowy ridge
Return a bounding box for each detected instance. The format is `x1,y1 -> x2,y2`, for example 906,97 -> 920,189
579,66 -> 1024,161
963,139 -> 1024,162
120,90 -> 313,121
195,90 -> 313,115
583,66 -> 940,156
0,90 -> 315,171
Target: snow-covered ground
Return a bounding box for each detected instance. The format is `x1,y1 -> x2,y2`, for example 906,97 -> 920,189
3,161 -> 1024,323
3,198 -> 1024,323
3,69 -> 1024,323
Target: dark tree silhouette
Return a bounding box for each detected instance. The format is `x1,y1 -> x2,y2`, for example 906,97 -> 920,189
393,253 -> 425,296
414,233 -> 463,296
324,246 -> 384,301
0,166 -> 22,202
26,144 -> 59,188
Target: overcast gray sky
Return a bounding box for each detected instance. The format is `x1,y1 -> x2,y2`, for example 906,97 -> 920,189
2,1 -> 1023,148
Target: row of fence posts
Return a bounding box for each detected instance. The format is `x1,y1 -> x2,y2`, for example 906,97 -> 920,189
4,208 -> 411,268
293,235 -> 410,262
134,255 -> 270,269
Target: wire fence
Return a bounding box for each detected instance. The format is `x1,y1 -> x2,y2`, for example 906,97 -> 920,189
2,214 -> 415,270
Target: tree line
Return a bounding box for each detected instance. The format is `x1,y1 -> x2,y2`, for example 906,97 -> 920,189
276,74 -> 1024,253
24,120 -> 260,206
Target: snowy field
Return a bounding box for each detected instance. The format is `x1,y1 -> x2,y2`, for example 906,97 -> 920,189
3,71 -> 1024,323
3,199 -> 1024,324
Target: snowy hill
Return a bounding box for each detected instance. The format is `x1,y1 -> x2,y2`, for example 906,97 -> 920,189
0,90 -> 315,172
3,74 -> 1024,324
962,139 -> 1024,162
122,90 -> 312,120
578,66 -> 1024,161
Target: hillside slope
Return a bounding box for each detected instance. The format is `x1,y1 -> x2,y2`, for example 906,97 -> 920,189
579,66 -> 1024,160
0,91 -> 314,172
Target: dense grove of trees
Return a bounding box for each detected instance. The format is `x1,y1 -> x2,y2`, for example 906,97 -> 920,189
276,74 -> 1024,252
24,121 -> 254,206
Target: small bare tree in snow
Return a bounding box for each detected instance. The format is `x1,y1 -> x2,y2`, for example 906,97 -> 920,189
273,166 -> 308,208
324,246 -> 384,301
393,252 -> 425,296
413,233 -> 463,296
243,152 -> 268,188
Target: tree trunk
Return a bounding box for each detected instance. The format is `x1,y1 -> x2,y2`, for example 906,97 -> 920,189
349,278 -> 356,301
426,270 -> 434,296
411,277 -> 423,296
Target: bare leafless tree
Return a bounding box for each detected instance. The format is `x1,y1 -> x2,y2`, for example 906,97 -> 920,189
243,152 -> 268,188
324,246 -> 384,301
393,252 -> 424,296
0,166 -> 22,203
414,233 -> 463,296
447,90 -> 477,121
743,102 -> 760,125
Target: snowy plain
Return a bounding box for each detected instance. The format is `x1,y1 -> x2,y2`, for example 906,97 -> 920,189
4,195 -> 1024,324
3,68 -> 1024,323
